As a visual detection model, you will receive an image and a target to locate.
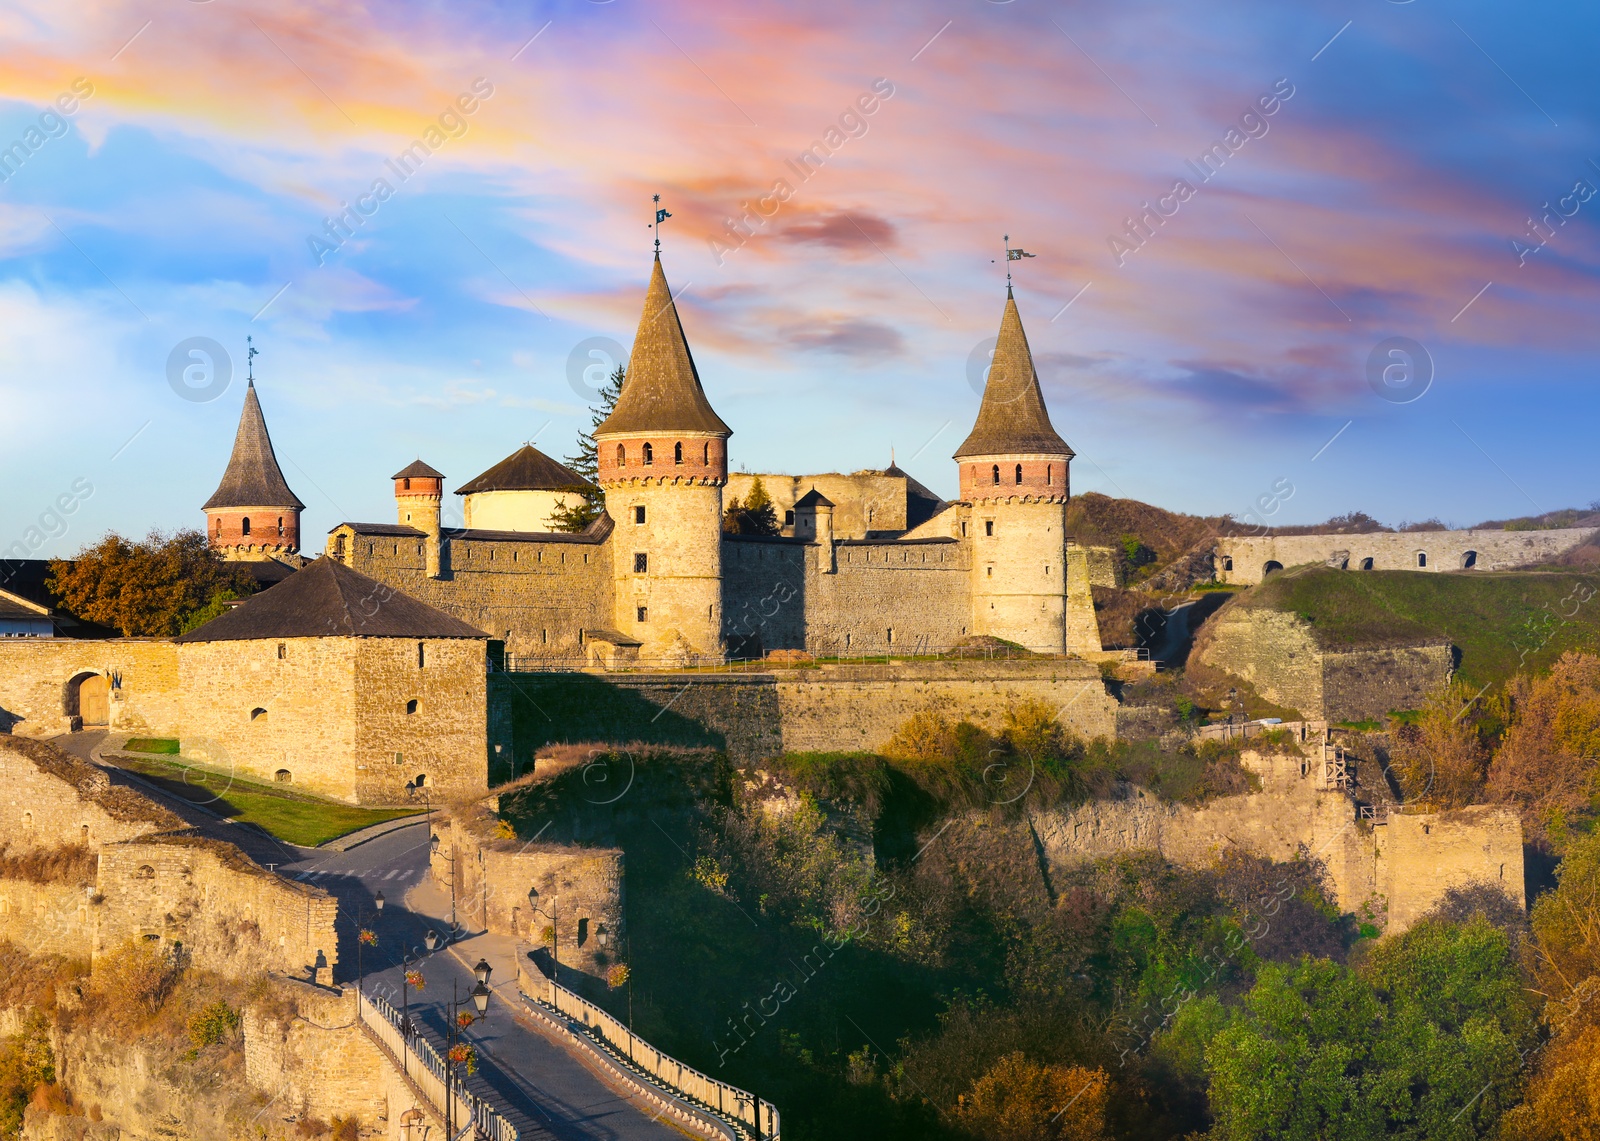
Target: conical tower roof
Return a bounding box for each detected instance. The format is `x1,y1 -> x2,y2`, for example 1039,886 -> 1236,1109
953,291 -> 1073,460
202,381 -> 305,510
596,256 -> 731,438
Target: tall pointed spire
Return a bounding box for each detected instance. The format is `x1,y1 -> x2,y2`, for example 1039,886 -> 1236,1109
953,292 -> 1072,459
203,382 -> 305,510
596,255 -> 730,438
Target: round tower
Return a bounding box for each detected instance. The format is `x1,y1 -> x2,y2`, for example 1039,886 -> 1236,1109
393,459 -> 445,577
202,380 -> 305,560
954,289 -> 1078,653
595,254 -> 731,660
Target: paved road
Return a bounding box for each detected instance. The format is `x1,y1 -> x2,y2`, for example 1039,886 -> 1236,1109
50,734 -> 685,1141
282,827 -> 687,1141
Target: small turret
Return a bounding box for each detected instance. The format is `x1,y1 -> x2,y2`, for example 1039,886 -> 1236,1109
203,379 -> 305,561
794,488 -> 835,573
393,460 -> 444,577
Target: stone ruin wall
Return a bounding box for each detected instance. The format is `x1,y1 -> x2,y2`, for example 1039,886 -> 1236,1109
243,980 -> 426,1137
0,738 -> 338,983
1192,605 -> 1456,721
1028,753 -> 1524,933
97,839 -> 339,983
1216,526 -> 1597,584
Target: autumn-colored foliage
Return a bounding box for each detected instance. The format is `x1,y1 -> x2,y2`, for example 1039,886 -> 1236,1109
955,1052 -> 1110,1141
47,529 -> 255,637
1489,651 -> 1600,844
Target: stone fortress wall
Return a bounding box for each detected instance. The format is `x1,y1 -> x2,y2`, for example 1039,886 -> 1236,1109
1192,605 -> 1456,722
334,523 -> 615,660
1028,752 -> 1524,933
0,638 -> 183,739
492,659 -> 1120,764
1216,526 -> 1597,584
432,805 -> 625,982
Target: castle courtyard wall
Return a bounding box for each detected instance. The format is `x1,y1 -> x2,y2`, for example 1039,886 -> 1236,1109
802,540 -> 971,655
1376,805 -> 1525,931
1217,527 -> 1596,584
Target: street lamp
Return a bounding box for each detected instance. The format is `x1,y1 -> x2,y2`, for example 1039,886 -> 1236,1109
427,827 -> 459,935
528,892 -> 560,985
424,929 -> 440,952
473,958 -> 492,986
354,896 -> 384,995
445,977 -> 493,1140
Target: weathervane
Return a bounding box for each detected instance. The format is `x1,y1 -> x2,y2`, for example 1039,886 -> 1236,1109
650,194 -> 672,255
992,233 -> 1036,292
247,335 -> 259,383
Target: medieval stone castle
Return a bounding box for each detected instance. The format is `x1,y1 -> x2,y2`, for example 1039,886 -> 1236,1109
207,253 -> 1107,665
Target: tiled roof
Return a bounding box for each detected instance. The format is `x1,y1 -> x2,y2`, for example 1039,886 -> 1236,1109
202,382 -> 306,510
953,292 -> 1073,460
596,255 -> 731,437
392,459 -> 445,480
175,557 -> 487,641
455,445 -> 591,494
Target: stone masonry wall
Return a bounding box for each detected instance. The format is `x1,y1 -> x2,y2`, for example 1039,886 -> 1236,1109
434,811 -> 624,983
1377,805 -> 1525,931
97,838 -> 339,982
178,638 -> 358,800
1192,608 -> 1323,716
0,880 -> 91,957
493,660 -> 1119,762
0,639 -> 182,738
352,637 -> 487,803
1322,643 -> 1456,722
803,540 -> 971,654
1193,607 -> 1455,721
244,981 -> 426,1138
0,736 -> 183,851
1029,753 -> 1524,933
722,538 -> 807,655
1217,527 -> 1597,584
179,637 -> 486,804
340,528 -> 613,660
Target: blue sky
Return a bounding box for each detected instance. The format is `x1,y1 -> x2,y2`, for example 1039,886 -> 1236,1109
2,0 -> 1597,560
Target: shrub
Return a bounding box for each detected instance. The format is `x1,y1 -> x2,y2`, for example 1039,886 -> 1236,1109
187,1000 -> 241,1049
92,939 -> 181,1029
956,1052 -> 1110,1141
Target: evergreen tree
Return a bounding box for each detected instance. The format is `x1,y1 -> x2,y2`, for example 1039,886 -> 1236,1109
722,477 -> 780,536
554,364 -> 625,532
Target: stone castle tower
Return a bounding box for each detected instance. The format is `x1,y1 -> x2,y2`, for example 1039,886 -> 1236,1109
393,459 -> 445,577
203,380 -> 304,561
595,254 -> 731,659
954,288 -> 1080,653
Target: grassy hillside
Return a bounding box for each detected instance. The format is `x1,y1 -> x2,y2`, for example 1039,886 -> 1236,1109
1235,566 -> 1600,687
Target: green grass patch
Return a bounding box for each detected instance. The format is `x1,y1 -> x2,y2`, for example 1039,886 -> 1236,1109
1238,566 -> 1600,688
104,753 -> 419,847
122,737 -> 180,755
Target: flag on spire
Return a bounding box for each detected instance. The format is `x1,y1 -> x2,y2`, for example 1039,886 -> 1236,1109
1006,246 -> 1035,261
